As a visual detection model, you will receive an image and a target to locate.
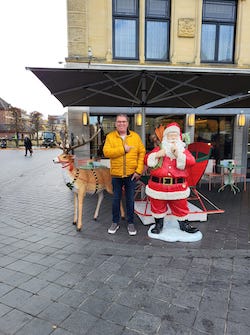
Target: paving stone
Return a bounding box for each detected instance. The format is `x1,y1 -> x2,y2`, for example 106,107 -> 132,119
38,301 -> 74,324
0,304 -> 12,318
37,267 -> 65,282
226,320 -> 250,335
121,329 -> 145,335
0,309 -> 32,334
105,274 -> 132,290
14,317 -> 54,335
74,279 -> 103,295
51,328 -> 73,335
198,295 -> 228,319
58,289 -> 88,308
0,288 -> 32,309
0,255 -> 16,267
102,302 -> 135,326
19,277 -> 49,294
193,312 -> 226,334
158,319 -> 192,335
117,290 -> 154,310
0,283 -> 13,297
172,290 -> 202,309
161,304 -> 197,328
60,310 -> 98,335
79,295 -> 111,317
93,282 -> 120,302
56,272 -> 82,288
126,310 -> 161,334
87,319 -> 124,335
229,290 -> 250,311
38,283 -> 70,300
227,308 -> 250,327
3,270 -> 32,287
17,294 -> 52,316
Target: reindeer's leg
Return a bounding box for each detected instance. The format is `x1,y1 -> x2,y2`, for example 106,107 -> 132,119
93,191 -> 104,220
73,192 -> 78,225
77,187 -> 86,232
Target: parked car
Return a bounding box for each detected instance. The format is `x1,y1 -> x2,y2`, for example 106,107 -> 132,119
42,132 -> 56,148
0,139 -> 7,148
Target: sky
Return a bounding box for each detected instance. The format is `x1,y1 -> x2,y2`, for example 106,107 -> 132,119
0,0 -> 68,118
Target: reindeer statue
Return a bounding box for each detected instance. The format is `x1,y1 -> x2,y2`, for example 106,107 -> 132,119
53,129 -> 124,231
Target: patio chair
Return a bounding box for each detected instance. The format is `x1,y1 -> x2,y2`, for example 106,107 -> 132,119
201,159 -> 223,191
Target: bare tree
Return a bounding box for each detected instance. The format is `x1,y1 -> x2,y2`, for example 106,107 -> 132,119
9,107 -> 23,147
30,111 -> 43,147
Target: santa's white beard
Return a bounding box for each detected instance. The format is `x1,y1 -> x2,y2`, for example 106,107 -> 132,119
162,138 -> 185,159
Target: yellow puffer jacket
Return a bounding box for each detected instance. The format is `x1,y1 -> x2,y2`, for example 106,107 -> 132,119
103,130 -> 146,177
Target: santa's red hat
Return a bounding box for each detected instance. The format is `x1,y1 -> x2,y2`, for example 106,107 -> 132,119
163,122 -> 181,138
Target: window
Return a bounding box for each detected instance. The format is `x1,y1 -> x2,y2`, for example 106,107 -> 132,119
145,0 -> 170,61
201,0 -> 237,63
113,0 -> 139,59
195,116 -> 233,162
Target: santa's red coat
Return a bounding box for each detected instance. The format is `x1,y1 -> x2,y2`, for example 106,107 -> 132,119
145,147 -> 195,200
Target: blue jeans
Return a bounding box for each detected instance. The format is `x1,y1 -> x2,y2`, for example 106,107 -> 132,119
112,176 -> 136,225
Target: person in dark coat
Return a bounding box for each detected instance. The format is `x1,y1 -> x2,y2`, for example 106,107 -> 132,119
24,136 -> 33,156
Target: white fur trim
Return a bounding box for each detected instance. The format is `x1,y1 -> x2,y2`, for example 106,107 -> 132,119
174,215 -> 189,221
147,152 -> 159,168
146,185 -> 190,200
176,152 -> 186,170
163,126 -> 180,138
151,212 -> 168,219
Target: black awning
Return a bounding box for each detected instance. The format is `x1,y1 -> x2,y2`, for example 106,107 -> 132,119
26,66 -> 250,109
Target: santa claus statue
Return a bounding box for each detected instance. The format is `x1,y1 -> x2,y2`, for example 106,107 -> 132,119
145,122 -> 199,234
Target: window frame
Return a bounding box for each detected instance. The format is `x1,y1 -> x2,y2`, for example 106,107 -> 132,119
145,0 -> 171,61
112,0 -> 139,60
201,0 -> 237,64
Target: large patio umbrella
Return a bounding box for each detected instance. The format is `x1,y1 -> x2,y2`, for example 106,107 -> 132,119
26,64 -> 250,108
26,64 -> 250,141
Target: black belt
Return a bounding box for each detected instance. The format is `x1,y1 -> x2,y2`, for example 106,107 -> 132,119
151,176 -> 185,185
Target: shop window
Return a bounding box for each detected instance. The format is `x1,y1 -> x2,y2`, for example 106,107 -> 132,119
195,116 -> 233,165
201,0 -> 237,63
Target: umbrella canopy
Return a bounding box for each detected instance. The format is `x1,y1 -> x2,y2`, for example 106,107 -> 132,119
26,65 -> 250,109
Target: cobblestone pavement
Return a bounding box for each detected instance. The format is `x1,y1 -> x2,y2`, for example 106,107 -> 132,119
0,149 -> 249,335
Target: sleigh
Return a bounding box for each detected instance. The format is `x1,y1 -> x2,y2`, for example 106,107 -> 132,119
134,142 -> 224,225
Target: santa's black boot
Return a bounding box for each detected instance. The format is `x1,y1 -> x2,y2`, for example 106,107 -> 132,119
179,221 -> 199,234
151,218 -> 164,234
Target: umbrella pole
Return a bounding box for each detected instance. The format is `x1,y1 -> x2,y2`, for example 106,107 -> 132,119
141,106 -> 146,146
141,73 -> 146,146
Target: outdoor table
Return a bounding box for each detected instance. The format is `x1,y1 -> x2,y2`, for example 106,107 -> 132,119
217,161 -> 242,194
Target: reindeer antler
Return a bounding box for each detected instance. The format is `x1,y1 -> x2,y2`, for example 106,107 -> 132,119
61,128 -> 101,153
70,128 -> 101,151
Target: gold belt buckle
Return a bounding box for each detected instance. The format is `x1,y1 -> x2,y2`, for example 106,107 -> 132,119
162,177 -> 172,184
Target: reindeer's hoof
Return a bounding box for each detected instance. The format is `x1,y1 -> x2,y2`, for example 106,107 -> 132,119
94,217 -> 97,221
121,216 -> 125,220
76,227 -> 82,232
73,222 -> 76,225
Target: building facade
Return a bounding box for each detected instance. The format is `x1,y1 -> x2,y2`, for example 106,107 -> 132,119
65,0 -> 250,177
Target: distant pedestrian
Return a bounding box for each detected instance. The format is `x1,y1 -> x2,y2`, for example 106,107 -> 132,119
24,136 -> 33,156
